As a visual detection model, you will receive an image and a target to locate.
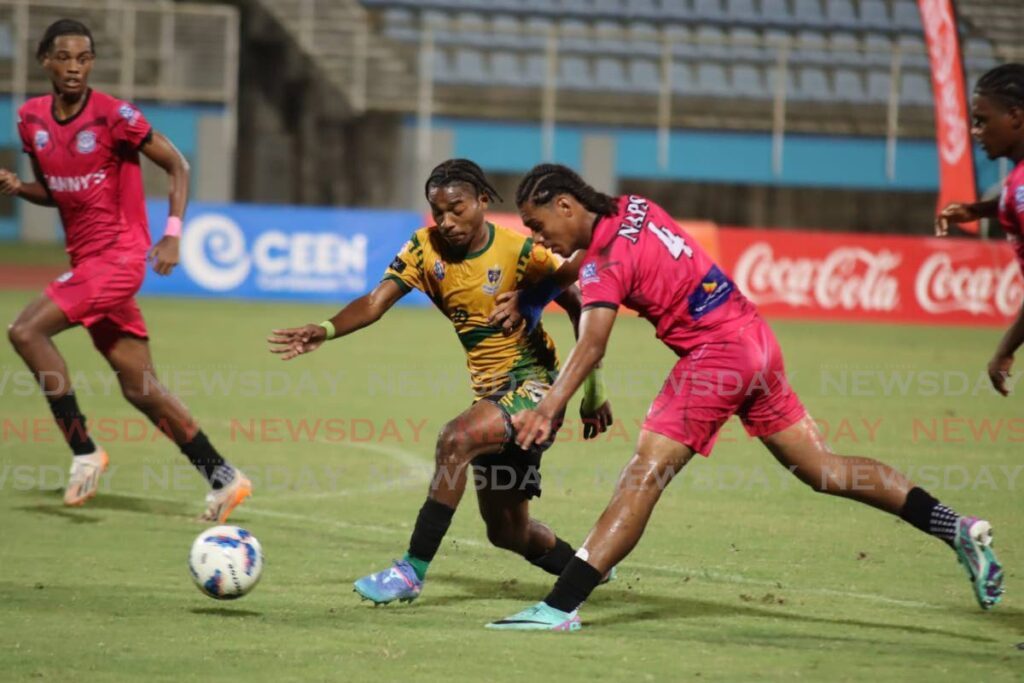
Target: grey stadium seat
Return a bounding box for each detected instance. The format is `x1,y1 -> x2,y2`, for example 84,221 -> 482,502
823,0 -> 859,30
900,72 -> 933,105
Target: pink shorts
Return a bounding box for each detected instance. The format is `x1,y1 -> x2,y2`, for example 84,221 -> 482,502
644,318 -> 806,455
45,253 -> 148,354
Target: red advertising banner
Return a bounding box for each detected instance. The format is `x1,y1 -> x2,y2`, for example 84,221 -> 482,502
718,228 -> 1022,327
918,0 -> 978,232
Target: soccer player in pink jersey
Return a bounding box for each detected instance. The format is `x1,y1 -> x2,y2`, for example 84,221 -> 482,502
488,164 -> 1004,631
937,63 -> 1024,398
1,19 -> 250,522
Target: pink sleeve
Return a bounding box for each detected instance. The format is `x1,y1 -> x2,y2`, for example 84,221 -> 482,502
580,242 -> 633,310
16,110 -> 31,154
109,100 -> 153,149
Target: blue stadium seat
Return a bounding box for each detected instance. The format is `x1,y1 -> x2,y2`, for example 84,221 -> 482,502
695,25 -> 728,60
381,8 -> 418,43
628,58 -> 661,91
665,25 -> 699,58
595,57 -> 628,89
524,54 -> 548,84
593,19 -> 629,54
792,0 -> 826,28
491,51 -> 525,85
863,33 -> 894,68
866,70 -> 891,103
558,0 -> 593,15
891,0 -> 921,31
670,61 -> 695,94
490,15 -> 522,49
524,16 -> 555,49
559,54 -> 594,89
524,0 -> 558,15
696,62 -> 732,95
726,0 -> 759,23
454,13 -> 490,48
453,48 -> 487,83
794,66 -> 831,100
732,64 -> 768,97
592,0 -> 627,16
793,29 -> 828,64
763,28 -> 792,60
660,0 -> 693,20
694,0 -> 726,22
900,72 -> 932,105
628,21 -> 661,57
559,18 -> 591,53
730,27 -> 764,62
897,35 -> 928,69
760,0 -> 796,26
858,0 -> 891,31
828,32 -> 862,67
833,68 -> 865,102
626,0 -> 661,19
823,0 -> 859,30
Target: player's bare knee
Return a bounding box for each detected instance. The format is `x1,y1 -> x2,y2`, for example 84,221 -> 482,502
435,422 -> 471,465
7,320 -> 34,351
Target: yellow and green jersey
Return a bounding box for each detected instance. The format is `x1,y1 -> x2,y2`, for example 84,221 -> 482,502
382,222 -> 560,398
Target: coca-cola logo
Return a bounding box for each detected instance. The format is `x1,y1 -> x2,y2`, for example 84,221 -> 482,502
915,252 -> 1024,316
733,242 -> 901,311
920,0 -> 968,166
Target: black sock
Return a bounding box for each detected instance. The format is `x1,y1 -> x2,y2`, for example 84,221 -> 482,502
899,486 -> 958,546
527,537 -> 576,576
47,393 -> 96,456
407,498 -> 456,563
180,430 -> 233,489
544,556 -> 603,613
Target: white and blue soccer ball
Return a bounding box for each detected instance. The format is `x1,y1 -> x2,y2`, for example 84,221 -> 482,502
189,525 -> 264,600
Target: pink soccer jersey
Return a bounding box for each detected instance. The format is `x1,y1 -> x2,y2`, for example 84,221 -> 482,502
580,195 -> 758,354
997,159 -> 1024,274
18,89 -> 153,265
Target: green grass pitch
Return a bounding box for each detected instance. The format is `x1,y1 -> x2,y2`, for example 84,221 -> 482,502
0,290 -> 1021,681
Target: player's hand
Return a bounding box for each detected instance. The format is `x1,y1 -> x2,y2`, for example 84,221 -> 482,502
935,203 -> 980,237
148,235 -> 180,276
987,354 -> 1014,396
580,399 -> 613,440
511,408 -> 556,450
0,169 -> 22,196
489,291 -> 524,335
268,324 -> 327,360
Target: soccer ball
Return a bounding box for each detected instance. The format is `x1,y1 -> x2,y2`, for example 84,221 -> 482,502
188,525 -> 264,600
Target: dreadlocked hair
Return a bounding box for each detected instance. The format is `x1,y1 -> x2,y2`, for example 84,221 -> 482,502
515,164 -> 618,217
37,19 -> 94,61
974,63 -> 1024,111
424,158 -> 503,202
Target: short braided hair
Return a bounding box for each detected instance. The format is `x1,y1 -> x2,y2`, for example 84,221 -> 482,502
424,158 -> 503,202
37,19 -> 94,61
974,63 -> 1024,111
515,164 -> 617,217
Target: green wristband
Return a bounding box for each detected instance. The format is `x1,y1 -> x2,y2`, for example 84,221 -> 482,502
319,320 -> 336,340
581,367 -> 607,413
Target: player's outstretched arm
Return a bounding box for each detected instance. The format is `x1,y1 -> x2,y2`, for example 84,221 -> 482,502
489,251 -> 586,333
513,305 -> 618,449
935,199 -> 999,236
988,304 -> 1024,396
0,156 -> 55,207
141,131 -> 190,275
267,279 -> 406,360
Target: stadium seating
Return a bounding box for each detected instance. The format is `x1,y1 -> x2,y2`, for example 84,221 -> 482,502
363,0 -> 998,106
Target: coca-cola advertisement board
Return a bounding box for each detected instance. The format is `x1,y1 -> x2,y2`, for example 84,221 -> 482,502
719,228 -> 1022,326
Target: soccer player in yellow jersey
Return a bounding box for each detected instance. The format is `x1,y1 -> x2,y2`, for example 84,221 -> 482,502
269,159 -> 612,604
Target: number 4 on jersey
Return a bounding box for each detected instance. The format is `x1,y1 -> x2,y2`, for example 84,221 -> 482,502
647,221 -> 693,259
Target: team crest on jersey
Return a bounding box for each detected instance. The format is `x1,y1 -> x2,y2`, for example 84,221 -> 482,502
118,104 -> 139,123
75,130 -> 97,154
34,130 -> 49,150
450,308 -> 469,325
433,259 -> 446,281
580,262 -> 600,284
483,265 -> 503,295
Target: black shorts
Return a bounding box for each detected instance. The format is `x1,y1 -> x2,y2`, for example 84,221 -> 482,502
473,379 -> 563,500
